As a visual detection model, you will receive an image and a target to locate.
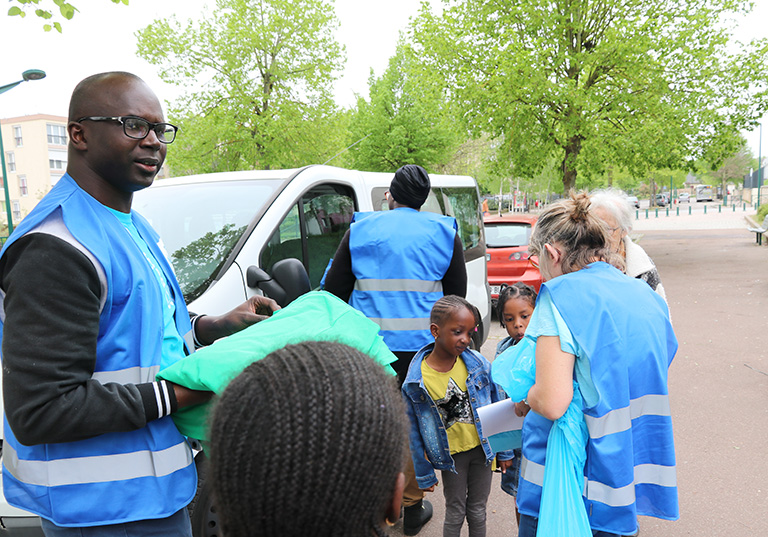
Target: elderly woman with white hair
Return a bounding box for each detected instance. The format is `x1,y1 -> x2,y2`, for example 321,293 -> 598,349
589,188 -> 667,301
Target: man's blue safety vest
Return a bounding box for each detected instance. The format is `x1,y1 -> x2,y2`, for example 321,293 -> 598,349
0,174 -> 197,526
517,262 -> 678,535
348,208 -> 456,352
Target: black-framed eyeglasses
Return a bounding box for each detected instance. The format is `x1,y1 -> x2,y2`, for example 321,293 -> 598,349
77,116 -> 178,144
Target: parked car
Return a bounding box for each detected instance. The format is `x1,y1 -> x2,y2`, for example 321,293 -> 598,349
679,192 -> 690,203
654,194 -> 668,207
483,214 -> 542,309
627,195 -> 640,208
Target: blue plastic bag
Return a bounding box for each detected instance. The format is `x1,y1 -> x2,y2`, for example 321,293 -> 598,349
491,334 -> 536,402
536,382 -> 591,537
492,336 -> 591,536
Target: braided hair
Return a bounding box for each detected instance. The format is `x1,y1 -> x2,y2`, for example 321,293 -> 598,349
430,295 -> 481,328
497,282 -> 537,328
208,341 -> 407,537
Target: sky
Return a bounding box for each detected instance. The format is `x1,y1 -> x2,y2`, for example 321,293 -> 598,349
1,0 -> 767,162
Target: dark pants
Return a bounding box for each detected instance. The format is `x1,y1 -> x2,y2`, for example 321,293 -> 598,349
393,350 -> 425,508
441,446 -> 493,537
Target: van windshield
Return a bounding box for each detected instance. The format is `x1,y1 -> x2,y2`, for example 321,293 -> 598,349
133,178 -> 284,302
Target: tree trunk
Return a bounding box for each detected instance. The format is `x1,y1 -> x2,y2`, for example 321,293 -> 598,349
561,135 -> 582,193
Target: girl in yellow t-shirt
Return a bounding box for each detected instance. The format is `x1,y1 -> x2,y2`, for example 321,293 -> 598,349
402,295 -> 514,537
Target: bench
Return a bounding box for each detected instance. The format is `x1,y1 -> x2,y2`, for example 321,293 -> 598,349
747,215 -> 768,245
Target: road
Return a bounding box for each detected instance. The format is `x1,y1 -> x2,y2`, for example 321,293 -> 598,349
390,204 -> 768,536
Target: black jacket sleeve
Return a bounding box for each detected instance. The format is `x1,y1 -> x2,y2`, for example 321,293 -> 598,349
322,229 -> 355,303
442,233 -> 467,298
1,234 -> 177,446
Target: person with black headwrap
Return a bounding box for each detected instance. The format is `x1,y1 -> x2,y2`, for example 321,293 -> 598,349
324,164 -> 467,535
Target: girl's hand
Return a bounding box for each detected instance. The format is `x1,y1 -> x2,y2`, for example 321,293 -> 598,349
514,400 -> 530,417
498,458 -> 514,473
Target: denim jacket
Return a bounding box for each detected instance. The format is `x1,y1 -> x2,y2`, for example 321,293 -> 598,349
402,343 -> 514,489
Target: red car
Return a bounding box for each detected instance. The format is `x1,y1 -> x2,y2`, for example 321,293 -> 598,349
484,214 -> 542,306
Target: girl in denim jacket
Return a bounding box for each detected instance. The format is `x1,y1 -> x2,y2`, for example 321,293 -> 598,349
402,295 -> 514,537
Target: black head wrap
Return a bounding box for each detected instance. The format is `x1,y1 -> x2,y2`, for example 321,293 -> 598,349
389,164 -> 431,209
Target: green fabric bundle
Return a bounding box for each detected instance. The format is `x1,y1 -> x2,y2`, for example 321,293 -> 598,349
158,291 -> 397,441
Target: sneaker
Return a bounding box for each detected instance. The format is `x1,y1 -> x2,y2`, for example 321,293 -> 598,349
403,499 -> 433,536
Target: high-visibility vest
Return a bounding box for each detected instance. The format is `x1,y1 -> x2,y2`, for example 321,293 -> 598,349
0,174 -> 197,526
348,208 -> 457,352
517,262 -> 678,535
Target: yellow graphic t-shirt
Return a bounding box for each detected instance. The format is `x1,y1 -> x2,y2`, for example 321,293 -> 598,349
422,357 -> 481,455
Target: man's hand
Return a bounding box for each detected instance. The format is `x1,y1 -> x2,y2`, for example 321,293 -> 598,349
421,484 -> 436,492
172,384 -> 214,410
195,296 -> 280,345
514,400 -> 531,417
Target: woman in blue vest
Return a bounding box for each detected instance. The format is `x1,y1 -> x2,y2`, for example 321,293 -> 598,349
508,192 -> 678,537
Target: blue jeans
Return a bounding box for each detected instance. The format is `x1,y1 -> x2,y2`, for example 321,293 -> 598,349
518,513 -> 626,537
41,508 -> 192,537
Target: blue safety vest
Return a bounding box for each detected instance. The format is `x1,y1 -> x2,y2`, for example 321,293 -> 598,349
348,208 -> 457,352
517,262 -> 678,535
0,174 -> 197,526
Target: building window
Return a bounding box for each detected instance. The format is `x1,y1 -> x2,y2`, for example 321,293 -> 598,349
50,174 -> 63,186
47,124 -> 67,145
49,149 -> 67,170
5,152 -> 15,172
12,201 -> 21,222
18,176 -> 28,197
13,126 -> 22,147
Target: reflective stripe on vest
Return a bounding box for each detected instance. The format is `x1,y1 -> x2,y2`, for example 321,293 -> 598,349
91,365 -> 160,385
3,440 -> 192,487
585,393 -> 671,438
354,279 -> 443,293
368,317 -> 431,332
521,455 -> 676,507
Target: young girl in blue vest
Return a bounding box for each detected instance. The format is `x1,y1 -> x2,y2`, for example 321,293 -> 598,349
402,295 -> 514,537
494,282 -> 537,525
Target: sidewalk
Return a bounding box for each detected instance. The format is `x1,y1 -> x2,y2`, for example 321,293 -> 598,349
631,203 -> 755,232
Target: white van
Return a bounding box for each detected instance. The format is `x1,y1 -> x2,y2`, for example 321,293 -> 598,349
0,165 -> 491,536
132,164 -> 492,349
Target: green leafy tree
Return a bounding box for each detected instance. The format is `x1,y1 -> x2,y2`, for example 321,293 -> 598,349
7,0 -> 127,32
136,0 -> 346,174
346,41 -> 462,172
412,0 -> 768,194
700,137 -> 752,196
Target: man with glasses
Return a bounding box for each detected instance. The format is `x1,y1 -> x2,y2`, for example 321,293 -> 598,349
0,72 -> 277,536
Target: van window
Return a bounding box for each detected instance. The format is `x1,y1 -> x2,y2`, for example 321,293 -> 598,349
133,178 -> 283,303
262,184 -> 356,288
370,185 -> 486,262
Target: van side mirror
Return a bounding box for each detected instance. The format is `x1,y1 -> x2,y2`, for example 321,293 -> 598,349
246,258 -> 311,307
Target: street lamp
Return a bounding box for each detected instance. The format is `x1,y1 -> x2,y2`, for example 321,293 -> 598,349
0,69 -> 46,236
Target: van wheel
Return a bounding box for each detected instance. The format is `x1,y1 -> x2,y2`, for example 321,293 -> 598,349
190,453 -> 222,537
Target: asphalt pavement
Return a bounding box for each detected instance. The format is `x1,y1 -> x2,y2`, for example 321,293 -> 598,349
389,202 -> 768,536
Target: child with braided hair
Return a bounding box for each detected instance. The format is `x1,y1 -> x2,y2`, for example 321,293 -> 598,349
208,341 -> 407,537
402,295 -> 515,537
494,282 -> 538,524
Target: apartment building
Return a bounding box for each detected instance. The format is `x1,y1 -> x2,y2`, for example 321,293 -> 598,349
0,114 -> 68,230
